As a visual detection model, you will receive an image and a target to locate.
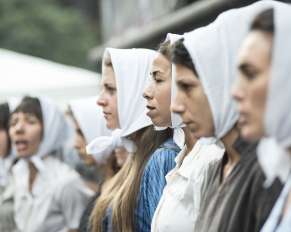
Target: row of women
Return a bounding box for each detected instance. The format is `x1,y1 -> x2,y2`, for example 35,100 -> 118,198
1,0 -> 291,231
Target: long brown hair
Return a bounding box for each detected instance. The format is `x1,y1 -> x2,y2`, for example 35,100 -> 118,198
90,125 -> 172,232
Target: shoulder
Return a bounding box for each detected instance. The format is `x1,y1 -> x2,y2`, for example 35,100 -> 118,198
147,139 -> 179,168
142,138 -> 180,180
47,158 -> 92,198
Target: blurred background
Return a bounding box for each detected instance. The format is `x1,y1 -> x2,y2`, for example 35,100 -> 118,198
1,0 -> 291,105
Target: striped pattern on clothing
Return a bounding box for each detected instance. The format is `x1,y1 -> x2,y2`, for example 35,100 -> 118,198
135,138 -> 180,232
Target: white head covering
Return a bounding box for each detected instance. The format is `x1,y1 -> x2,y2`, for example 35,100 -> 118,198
70,97 -> 110,143
257,2 -> 291,185
13,96 -> 74,171
183,1 -> 276,140
87,48 -> 156,158
70,96 -> 111,163
153,33 -> 185,149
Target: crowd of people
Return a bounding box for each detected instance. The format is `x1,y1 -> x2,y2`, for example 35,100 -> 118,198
0,0 -> 291,231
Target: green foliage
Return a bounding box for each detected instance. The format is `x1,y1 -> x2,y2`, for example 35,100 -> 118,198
0,0 -> 98,69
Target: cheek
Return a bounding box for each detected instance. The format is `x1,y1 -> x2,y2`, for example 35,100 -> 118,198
30,126 -> 43,145
159,84 -> 171,107
0,132 -> 8,155
249,79 -> 268,112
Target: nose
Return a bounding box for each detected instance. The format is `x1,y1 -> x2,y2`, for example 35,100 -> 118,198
171,90 -> 185,115
231,84 -> 244,103
143,84 -> 154,101
97,91 -> 107,107
14,121 -> 25,134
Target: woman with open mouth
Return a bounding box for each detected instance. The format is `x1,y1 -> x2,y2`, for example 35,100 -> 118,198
9,96 -> 93,232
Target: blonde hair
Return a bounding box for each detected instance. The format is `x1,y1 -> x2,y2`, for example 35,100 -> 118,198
90,126 -> 172,232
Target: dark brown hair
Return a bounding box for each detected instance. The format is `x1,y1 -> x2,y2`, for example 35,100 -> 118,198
251,8 -> 274,34
171,38 -> 198,76
12,96 -> 43,124
0,102 -> 11,156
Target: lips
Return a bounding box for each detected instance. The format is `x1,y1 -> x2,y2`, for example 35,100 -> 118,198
14,140 -> 29,152
146,105 -> 156,111
238,115 -> 248,128
103,111 -> 111,119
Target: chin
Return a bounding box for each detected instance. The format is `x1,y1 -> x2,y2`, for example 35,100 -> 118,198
17,152 -> 32,159
241,127 -> 261,142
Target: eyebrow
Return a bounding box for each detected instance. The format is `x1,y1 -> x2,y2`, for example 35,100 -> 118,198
103,82 -> 116,89
238,63 -> 257,74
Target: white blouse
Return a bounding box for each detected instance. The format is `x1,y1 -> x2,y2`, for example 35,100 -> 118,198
0,155 -> 15,187
151,140 -> 225,232
13,156 -> 94,232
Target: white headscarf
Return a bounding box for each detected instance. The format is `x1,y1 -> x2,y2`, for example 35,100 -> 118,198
153,33 -> 185,149
70,96 -> 111,163
70,97 -> 110,143
87,48 -> 156,158
16,96 -> 74,171
257,2 -> 291,185
183,1 -> 276,140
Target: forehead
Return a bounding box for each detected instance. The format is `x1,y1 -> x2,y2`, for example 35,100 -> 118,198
152,53 -> 171,71
175,63 -> 198,82
102,65 -> 116,84
11,112 -> 37,119
238,31 -> 272,66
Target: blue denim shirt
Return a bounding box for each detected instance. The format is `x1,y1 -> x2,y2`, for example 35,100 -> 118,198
135,138 -> 180,232
102,138 -> 179,232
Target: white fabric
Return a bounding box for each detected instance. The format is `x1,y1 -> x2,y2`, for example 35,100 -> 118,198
265,3 -> 291,148
258,2 -> 291,185
13,156 -> 93,232
151,140 -> 224,232
86,129 -> 136,164
70,96 -> 110,143
87,48 -> 156,157
183,1 -> 276,139
258,138 -> 291,187
0,155 -> 14,187
166,33 -> 185,149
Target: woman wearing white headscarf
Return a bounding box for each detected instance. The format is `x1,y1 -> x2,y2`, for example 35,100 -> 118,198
88,48 -> 179,232
232,3 -> 291,231
146,33 -> 216,232
69,97 -> 127,232
169,1 -> 283,232
10,96 -> 93,232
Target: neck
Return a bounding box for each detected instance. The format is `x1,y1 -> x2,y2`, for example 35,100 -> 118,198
221,126 -> 240,165
183,127 -> 197,154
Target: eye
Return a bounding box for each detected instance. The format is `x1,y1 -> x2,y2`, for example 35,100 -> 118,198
105,85 -> 116,95
151,72 -> 164,83
177,82 -> 192,92
9,118 -> 17,127
26,116 -> 39,125
239,64 -> 259,81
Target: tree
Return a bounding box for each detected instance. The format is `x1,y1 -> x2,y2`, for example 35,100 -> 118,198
0,0 -> 99,69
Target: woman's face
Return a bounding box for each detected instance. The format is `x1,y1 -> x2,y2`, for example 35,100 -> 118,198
232,31 -> 272,141
143,53 -> 172,127
0,129 -> 9,157
70,115 -> 96,166
114,147 -> 128,167
97,62 -> 120,130
171,63 -> 214,139
9,112 -> 43,158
